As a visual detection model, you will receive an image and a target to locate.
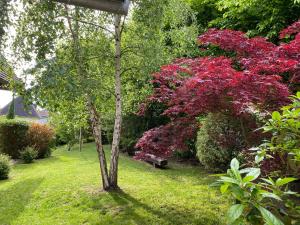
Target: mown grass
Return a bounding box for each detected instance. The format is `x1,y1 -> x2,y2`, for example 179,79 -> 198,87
0,143 -> 229,225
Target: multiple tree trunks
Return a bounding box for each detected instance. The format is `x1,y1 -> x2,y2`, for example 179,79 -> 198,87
109,14 -> 122,189
63,3 -> 125,191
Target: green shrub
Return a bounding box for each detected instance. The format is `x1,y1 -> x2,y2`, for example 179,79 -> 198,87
20,147 -> 37,164
196,113 -> 245,172
0,119 -> 29,159
216,158 -> 298,225
0,154 -> 10,180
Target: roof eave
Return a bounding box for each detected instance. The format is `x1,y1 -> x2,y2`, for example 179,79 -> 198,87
53,0 -> 130,15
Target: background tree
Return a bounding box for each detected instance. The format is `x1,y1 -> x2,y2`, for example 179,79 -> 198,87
186,0 -> 300,42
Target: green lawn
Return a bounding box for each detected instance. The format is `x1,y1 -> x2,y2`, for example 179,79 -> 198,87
0,143 -> 229,225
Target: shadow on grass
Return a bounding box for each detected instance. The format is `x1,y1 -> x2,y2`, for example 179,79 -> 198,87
84,188 -> 224,225
0,177 -> 44,224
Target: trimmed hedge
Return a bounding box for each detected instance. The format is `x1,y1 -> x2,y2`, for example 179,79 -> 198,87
0,119 -> 29,159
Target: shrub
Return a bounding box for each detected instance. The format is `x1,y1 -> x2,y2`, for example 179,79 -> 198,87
20,146 -> 37,164
27,123 -> 55,158
0,154 -> 10,180
216,158 -> 298,225
0,119 -> 29,159
196,113 -> 245,172
253,92 -> 300,178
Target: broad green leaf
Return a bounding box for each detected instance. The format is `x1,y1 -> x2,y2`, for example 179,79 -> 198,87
242,175 -> 254,183
230,185 -> 245,201
272,111 -> 281,121
219,176 -> 239,184
230,158 -> 240,170
261,192 -> 282,201
244,168 -> 260,182
275,177 -> 297,186
220,183 -> 229,194
227,204 -> 244,224
239,167 -> 257,174
258,206 -> 284,225
261,178 -> 275,185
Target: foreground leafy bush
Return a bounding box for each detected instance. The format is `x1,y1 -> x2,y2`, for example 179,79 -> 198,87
20,147 -> 37,164
217,94 -> 300,225
0,154 -> 10,180
196,113 -> 245,171
261,92 -> 300,161
0,119 -> 29,158
251,92 -> 300,179
216,158 -> 298,225
27,123 -> 55,158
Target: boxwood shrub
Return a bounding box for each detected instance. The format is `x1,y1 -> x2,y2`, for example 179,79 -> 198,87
196,113 -> 245,172
0,119 -> 29,159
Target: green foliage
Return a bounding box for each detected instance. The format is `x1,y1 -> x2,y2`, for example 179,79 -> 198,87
0,0 -> 10,45
196,113 -> 245,171
186,0 -> 300,42
121,102 -> 169,155
254,93 -> 300,178
0,153 -> 10,180
20,146 -> 37,164
216,158 -> 298,225
123,0 -> 199,113
0,119 -> 29,159
262,92 -> 300,162
214,0 -> 300,41
185,0 -> 220,28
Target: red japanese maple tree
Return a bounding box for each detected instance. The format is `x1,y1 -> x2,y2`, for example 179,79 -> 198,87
135,21 -> 300,158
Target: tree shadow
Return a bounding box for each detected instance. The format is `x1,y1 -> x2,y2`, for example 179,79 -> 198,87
0,177 -> 44,225
84,188 -> 225,225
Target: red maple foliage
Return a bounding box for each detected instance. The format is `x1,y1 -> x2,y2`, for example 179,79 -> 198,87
135,21 -> 300,159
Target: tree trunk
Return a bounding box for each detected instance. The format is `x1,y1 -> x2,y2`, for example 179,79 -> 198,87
109,14 -> 122,188
88,99 -> 110,190
64,5 -> 110,190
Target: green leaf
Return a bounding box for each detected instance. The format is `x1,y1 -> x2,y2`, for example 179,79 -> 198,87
227,204 -> 244,224
272,111 -> 281,121
258,206 -> 284,225
243,168 -> 260,182
219,176 -> 239,184
239,168 -> 257,174
220,183 -> 229,194
261,178 -> 275,185
275,177 -> 297,186
230,158 -> 240,170
261,192 -> 282,201
242,175 -> 254,183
